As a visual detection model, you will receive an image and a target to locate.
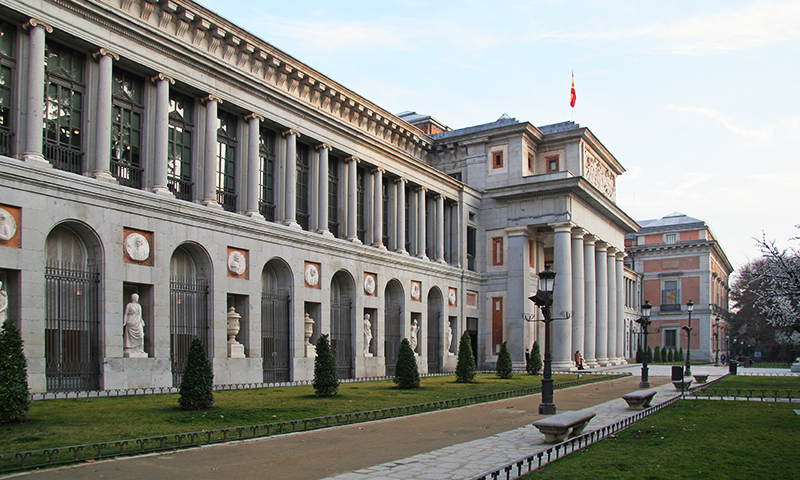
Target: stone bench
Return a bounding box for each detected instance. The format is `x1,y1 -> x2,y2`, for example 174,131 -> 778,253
622,390 -> 657,410
532,411 -> 596,443
693,374 -> 709,383
672,378 -> 693,391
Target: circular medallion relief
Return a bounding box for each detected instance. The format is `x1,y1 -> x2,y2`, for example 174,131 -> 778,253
227,251 -> 247,275
0,208 -> 16,242
410,282 -> 421,300
364,274 -> 376,295
448,289 -> 457,306
124,233 -> 150,262
304,264 -> 320,286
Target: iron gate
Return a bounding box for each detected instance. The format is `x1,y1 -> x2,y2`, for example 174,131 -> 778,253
45,262 -> 100,392
428,309 -> 442,373
261,292 -> 290,383
384,300 -> 402,377
170,277 -> 208,387
331,302 -> 353,379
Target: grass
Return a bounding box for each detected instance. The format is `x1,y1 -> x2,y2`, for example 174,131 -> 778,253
698,375 -> 800,397
1,373 -> 596,456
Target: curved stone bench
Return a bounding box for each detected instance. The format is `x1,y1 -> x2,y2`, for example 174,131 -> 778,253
693,374 -> 709,383
532,410 -> 596,443
622,390 -> 657,410
673,378 -> 693,391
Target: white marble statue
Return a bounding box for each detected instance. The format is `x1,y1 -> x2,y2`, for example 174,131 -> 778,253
123,293 -> 147,357
446,320 -> 453,354
410,319 -> 419,353
0,281 -> 7,323
363,313 -> 373,356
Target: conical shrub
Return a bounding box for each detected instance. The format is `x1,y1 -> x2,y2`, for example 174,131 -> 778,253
0,319 -> 30,423
455,331 -> 476,383
394,338 -> 420,388
178,337 -> 214,410
313,334 -> 339,397
496,341 -> 513,379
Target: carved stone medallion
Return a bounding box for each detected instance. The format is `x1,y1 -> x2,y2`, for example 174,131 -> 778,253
304,263 -> 320,287
448,288 -> 457,306
124,232 -> 150,262
410,281 -> 421,301
227,251 -> 247,276
364,273 -> 376,295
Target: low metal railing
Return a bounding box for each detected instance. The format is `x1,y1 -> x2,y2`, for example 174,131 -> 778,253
686,388 -> 800,402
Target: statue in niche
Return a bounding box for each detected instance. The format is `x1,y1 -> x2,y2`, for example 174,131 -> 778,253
446,320 -> 453,354
409,319 -> 419,353
123,293 -> 147,357
0,209 -> 16,242
124,233 -> 150,262
363,314 -> 373,357
0,281 -> 7,323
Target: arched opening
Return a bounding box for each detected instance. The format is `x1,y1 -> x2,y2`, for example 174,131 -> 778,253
261,259 -> 292,383
384,279 -> 404,377
330,270 -> 354,379
45,223 -> 102,391
427,287 -> 444,373
169,243 -> 211,387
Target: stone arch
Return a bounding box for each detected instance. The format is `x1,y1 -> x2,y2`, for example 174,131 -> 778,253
427,286 -> 444,373
261,257 -> 293,382
330,269 -> 355,379
384,278 -> 405,376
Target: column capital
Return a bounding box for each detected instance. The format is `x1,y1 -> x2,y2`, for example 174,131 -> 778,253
616,251 -> 626,260
435,193 -> 446,201
551,221 -> 574,233
202,94 -> 222,104
583,234 -> 598,245
606,246 -> 618,256
282,128 -> 300,138
372,166 -> 385,174
93,48 -> 119,61
244,112 -> 264,122
396,177 -> 408,184
345,155 -> 359,164
595,241 -> 609,252
150,72 -> 175,84
571,227 -> 588,239
505,225 -> 530,237
316,143 -> 332,151
416,185 -> 428,193
23,18 -> 53,33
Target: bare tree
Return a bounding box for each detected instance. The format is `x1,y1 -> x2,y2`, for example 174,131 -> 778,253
752,226 -> 800,345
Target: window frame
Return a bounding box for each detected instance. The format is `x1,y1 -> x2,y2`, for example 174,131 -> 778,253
546,155 -> 559,173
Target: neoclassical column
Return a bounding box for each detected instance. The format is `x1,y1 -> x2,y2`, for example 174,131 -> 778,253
346,156 -> 361,243
22,19 -> 53,166
595,242 -> 609,366
244,113 -> 264,218
151,73 -> 174,196
372,167 -> 385,249
507,226 -> 532,366
201,95 -> 222,209
616,252 -> 627,363
408,184 -> 417,255
316,144 -> 332,236
571,228 -> 586,368
551,223 -> 573,369
583,235 -> 598,367
283,129 -> 300,227
416,186 -> 428,259
395,178 -> 407,254
435,194 -> 445,263
387,178 -> 397,251
451,201 -> 462,267
93,49 -> 119,182
607,247 -> 618,364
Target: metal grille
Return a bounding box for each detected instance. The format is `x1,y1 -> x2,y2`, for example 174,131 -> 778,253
44,141 -> 83,174
45,262 -> 100,392
170,277 -> 209,387
428,308 -> 442,373
384,300 -> 402,377
168,177 -> 193,201
110,159 -> 142,188
261,292 -> 290,383
331,301 -> 353,380
0,128 -> 12,156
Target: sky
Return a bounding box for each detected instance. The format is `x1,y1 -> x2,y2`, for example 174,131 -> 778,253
198,0 -> 799,273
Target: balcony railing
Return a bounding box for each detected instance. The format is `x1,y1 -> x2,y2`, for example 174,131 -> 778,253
167,177 -> 193,201
44,142 -> 83,174
0,128 -> 12,157
217,190 -> 237,212
110,159 -> 142,189
259,201 -> 275,222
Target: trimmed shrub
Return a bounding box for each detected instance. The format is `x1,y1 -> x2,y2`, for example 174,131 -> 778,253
0,319 -> 30,423
528,341 -> 543,375
653,346 -> 661,364
496,341 -> 513,379
455,331 -> 476,383
667,348 -> 674,362
313,334 -> 339,397
394,338 -> 420,389
636,345 -> 644,363
660,347 -> 667,363
178,337 -> 214,410
647,346 -> 653,363
678,347 -> 684,362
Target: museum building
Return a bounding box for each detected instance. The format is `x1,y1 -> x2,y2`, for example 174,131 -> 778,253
0,0 -> 639,394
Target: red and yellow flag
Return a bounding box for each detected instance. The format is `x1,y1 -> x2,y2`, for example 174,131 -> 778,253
570,72 -> 577,108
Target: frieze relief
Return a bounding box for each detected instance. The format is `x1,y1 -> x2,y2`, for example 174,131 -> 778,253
584,148 -> 616,202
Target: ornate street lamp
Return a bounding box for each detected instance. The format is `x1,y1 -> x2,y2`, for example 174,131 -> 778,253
710,303 -> 721,366
529,266 -> 557,415
682,300 -> 694,376
636,301 -> 653,388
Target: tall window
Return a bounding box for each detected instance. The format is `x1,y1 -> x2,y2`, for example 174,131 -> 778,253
492,237 -> 503,266
328,156 -> 339,236
259,127 -> 276,221
492,151 -> 503,169
296,144 -> 310,229
167,92 -> 194,200
662,279 -> 680,311
467,226 -> 477,271
110,69 -> 143,188
0,21 -> 15,156
664,329 -> 677,349
546,156 -> 559,172
44,42 -> 84,174
664,233 -> 677,244
215,112 -> 237,212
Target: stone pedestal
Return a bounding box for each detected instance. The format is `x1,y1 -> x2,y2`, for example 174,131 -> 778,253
227,307 -> 245,359
124,349 -> 148,359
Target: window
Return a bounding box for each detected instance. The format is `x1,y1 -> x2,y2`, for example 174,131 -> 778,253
259,128 -> 276,221
661,279 -> 680,311
529,239 -> 534,267
492,237 -> 503,266
216,112 -> 237,212
467,226 -> 477,271
546,156 -> 559,172
110,69 -> 143,188
0,21 -> 15,156
448,172 -> 462,182
527,153 -> 534,173
664,233 -> 677,244
492,151 -> 503,169
296,144 -> 310,229
328,156 -> 339,236
492,297 -> 503,355
44,42 -> 85,174
664,329 -> 677,349
167,92 -> 194,201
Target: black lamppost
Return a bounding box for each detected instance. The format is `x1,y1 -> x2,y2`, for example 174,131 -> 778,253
529,266 -> 557,415
682,300 -> 694,376
636,301 -> 653,388
711,303 -> 721,366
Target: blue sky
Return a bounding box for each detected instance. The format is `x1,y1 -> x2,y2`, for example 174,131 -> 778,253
199,0 -> 799,272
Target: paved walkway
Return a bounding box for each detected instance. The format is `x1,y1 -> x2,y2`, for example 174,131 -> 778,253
9,364 -> 782,480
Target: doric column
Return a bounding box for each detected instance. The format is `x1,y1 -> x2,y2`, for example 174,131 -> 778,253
283,129 -> 300,227
583,235 -> 598,367
595,242 -> 609,366
435,194 -> 445,263
22,19 -> 53,166
346,156 -> 361,243
372,167 -> 385,249
395,178 -> 407,254
417,186 -> 428,259
616,252 -> 627,363
507,226 -> 532,367
387,178 -> 397,251
551,223 -> 573,369
151,73 -> 174,196
452,200 -> 462,267
244,113 -> 264,218
571,228 -> 586,368
408,185 -> 417,255
93,49 -> 118,182
607,247 -> 618,364
201,95 -> 222,209
317,144 -> 332,236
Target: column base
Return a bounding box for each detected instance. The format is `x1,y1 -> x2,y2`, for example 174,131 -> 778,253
317,229 -> 334,237
436,258 -> 447,264
596,357 -> 611,367
417,254 -> 429,261
395,249 -> 408,255
93,170 -> 118,183
244,210 -> 265,220
284,220 -> 301,229
372,243 -> 387,250
202,199 -> 223,209
151,186 -> 174,197
551,360 -> 574,371
22,152 -> 51,167
347,236 -> 362,245
585,359 -> 599,368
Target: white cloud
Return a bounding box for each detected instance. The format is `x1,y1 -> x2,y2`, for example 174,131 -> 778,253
663,104 -> 774,143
